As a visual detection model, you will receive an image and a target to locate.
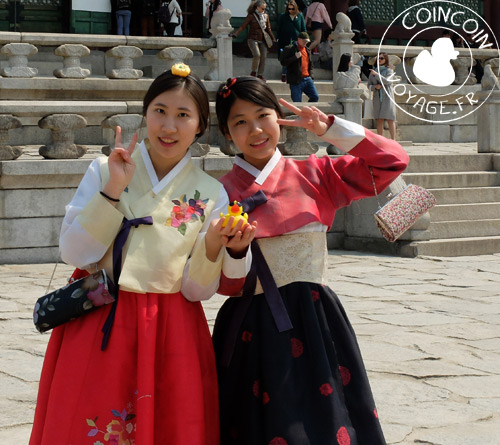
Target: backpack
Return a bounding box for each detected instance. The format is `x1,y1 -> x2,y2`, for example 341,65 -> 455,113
158,2 -> 172,27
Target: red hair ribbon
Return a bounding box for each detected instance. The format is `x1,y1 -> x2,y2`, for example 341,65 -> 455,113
220,77 -> 237,99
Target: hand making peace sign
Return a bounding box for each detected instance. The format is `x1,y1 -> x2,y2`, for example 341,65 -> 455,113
276,98 -> 332,137
103,126 -> 138,201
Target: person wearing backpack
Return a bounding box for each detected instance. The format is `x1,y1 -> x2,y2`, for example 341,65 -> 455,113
116,0 -> 133,36
159,0 -> 182,37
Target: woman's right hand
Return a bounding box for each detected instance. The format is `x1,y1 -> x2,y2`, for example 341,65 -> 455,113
104,126 -> 138,200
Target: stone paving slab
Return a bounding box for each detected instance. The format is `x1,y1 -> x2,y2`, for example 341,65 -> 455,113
1,251 -> 500,444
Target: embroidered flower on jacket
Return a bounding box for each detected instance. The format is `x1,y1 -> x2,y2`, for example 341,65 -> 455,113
242,331 -> 253,342
165,190 -> 208,235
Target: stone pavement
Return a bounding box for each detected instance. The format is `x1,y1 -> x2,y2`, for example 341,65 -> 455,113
1,250 -> 500,444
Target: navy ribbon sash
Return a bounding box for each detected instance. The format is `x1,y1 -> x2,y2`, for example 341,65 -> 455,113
101,215 -> 153,350
220,191 -> 293,367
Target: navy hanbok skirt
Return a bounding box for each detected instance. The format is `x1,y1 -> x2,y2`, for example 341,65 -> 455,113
212,281 -> 386,445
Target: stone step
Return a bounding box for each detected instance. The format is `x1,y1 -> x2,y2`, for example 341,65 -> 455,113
427,219 -> 500,239
429,186 -> 500,204
430,202 -> 500,222
399,236 -> 500,257
406,154 -> 495,173
402,171 -> 500,189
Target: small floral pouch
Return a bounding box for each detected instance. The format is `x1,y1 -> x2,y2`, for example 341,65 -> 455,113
33,270 -> 115,333
370,167 -> 437,242
373,182 -> 437,242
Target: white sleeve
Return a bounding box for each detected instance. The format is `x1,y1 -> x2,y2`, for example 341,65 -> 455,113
181,186 -> 252,302
59,158 -> 113,269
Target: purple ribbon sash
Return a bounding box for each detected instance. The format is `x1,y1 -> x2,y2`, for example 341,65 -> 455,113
101,215 -> 153,350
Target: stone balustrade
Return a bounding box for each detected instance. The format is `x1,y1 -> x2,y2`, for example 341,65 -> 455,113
54,44 -> 91,79
0,115 -> 22,160
38,114 -> 87,159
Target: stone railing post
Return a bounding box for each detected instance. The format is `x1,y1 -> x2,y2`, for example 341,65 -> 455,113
331,12 -> 354,80
157,47 -> 194,71
203,48 -> 218,81
0,115 -> 22,160
477,60 -> 500,153
278,116 -> 318,155
106,46 -> 143,79
38,114 -> 87,159
101,114 -> 144,155
0,43 -> 38,78
451,57 -> 477,85
54,44 -> 91,79
207,9 -> 234,80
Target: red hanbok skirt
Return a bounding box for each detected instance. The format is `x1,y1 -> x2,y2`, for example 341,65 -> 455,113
30,286 -> 220,445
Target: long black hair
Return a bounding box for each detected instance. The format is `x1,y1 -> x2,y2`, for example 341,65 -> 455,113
337,53 -> 351,72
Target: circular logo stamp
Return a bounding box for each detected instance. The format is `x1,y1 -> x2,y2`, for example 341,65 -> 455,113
378,0 -> 500,123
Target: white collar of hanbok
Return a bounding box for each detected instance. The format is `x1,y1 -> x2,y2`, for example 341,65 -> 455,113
140,140 -> 191,195
234,149 -> 282,185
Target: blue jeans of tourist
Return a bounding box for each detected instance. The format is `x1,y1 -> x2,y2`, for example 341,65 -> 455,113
116,10 -> 132,36
290,77 -> 319,102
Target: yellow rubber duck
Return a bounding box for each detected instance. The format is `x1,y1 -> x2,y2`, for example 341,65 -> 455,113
220,201 -> 248,228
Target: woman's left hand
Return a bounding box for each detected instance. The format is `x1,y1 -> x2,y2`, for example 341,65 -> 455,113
277,98 -> 331,137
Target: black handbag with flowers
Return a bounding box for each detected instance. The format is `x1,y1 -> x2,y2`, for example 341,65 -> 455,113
33,215 -> 153,348
33,270 -> 115,333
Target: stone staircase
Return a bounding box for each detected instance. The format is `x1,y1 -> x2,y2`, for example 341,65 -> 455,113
398,154 -> 500,257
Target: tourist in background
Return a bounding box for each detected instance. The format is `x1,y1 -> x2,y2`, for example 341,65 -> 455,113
116,0 -> 132,36
280,31 -> 319,102
368,52 -> 397,139
206,0 -> 223,36
346,0 -> 367,44
140,0 -> 156,36
304,0 -> 332,53
317,28 -> 333,70
277,1 -> 306,82
231,1 -> 276,81
159,0 -> 182,37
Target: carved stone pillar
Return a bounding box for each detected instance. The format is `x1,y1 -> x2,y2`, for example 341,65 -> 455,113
278,116 -> 319,155
219,138 -> 240,156
101,114 -> 144,156
210,9 -> 234,81
38,114 -> 87,159
0,115 -> 22,160
106,46 -> 143,79
331,12 -> 354,80
54,44 -> 91,79
203,48 -> 218,81
451,57 -> 477,85
327,86 -> 364,155
157,47 -> 194,71
477,61 -> 500,153
189,143 -> 210,157
0,43 -> 38,78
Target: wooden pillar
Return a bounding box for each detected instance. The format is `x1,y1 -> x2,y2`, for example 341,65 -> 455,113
329,0 -> 349,27
483,0 -> 500,49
